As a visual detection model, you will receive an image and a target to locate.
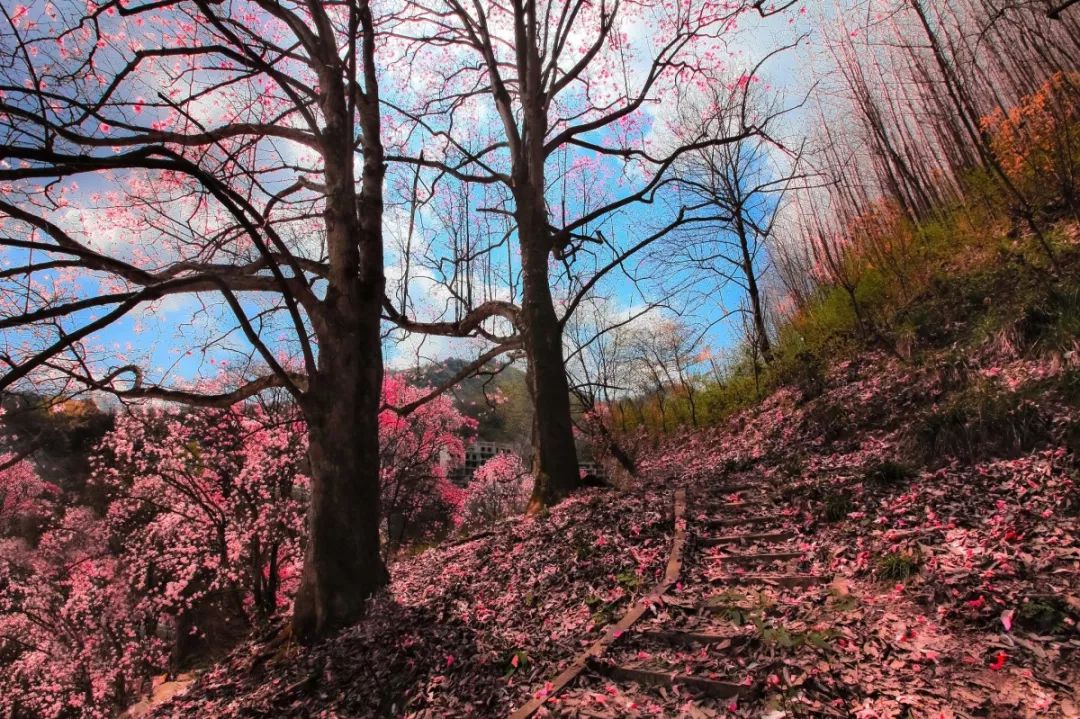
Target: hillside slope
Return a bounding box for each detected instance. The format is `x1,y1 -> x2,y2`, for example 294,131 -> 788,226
149,315 -> 1080,718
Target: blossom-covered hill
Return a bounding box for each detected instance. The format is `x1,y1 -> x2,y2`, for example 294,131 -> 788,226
147,334 -> 1080,717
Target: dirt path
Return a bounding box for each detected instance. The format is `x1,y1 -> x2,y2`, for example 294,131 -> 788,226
512,477 -> 1079,718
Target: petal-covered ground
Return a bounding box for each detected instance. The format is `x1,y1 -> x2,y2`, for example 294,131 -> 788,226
147,489 -> 677,718
150,348 -> 1080,718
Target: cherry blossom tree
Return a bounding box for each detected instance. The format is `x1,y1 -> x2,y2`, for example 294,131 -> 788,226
92,404 -> 308,635
0,401 -> 309,715
0,414 -> 135,716
0,0 -> 391,638
460,452 -> 532,529
0,504 -> 133,718
1,375 -> 476,716
0,445 -> 59,537
379,375 -> 475,547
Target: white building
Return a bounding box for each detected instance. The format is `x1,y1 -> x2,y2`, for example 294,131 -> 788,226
442,440 -> 606,485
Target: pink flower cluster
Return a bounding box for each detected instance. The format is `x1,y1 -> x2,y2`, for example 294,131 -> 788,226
459,453 -> 533,528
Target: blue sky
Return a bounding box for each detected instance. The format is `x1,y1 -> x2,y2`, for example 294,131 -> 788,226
0,0 -> 814,396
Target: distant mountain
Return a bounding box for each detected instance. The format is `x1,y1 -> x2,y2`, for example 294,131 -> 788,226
399,358 -> 533,447
0,393 -> 113,497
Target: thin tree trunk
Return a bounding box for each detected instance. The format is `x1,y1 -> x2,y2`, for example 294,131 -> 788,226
735,214 -> 772,363
908,0 -> 1060,271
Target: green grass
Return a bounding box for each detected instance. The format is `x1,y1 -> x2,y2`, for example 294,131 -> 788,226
610,167 -> 1080,434
876,551 -> 921,581
823,493 -> 854,523
916,385 -> 1050,463
615,570 -> 644,591
1017,600 -> 1067,634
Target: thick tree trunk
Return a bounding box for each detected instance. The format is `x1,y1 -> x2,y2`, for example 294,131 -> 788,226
293,325 -> 387,640
292,33 -> 388,640
520,239 -> 580,512
515,48 -> 580,510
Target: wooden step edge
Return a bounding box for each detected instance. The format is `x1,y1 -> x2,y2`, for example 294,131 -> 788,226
586,658 -> 754,699
707,483 -> 756,494
702,502 -> 764,514
706,573 -> 831,588
698,531 -> 794,547
715,551 -> 804,564
703,515 -> 779,528
633,630 -> 754,647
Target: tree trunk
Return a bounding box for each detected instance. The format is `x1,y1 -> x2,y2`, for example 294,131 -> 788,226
520,238 -> 580,512
293,336 -> 387,640
593,418 -> 637,478
516,38 -> 580,511
292,35 -> 388,640
735,214 -> 772,364
745,267 -> 772,364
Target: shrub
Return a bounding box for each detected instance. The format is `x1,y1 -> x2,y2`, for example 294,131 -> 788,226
775,350 -> 827,403
459,453 -> 532,528
380,376 -> 477,545
1015,283 -> 1080,352
983,72 -> 1080,215
864,460 -> 915,487
823,493 -> 854,522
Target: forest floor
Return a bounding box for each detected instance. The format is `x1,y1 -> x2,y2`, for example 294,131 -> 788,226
149,345 -> 1080,718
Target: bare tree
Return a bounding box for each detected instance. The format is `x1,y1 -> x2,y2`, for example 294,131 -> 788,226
384,0 -> 801,509
563,296 -> 661,477
772,0 -> 1080,320
665,89 -> 815,365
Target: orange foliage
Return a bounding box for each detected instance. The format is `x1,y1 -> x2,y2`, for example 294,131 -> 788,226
822,199 -> 911,282
982,73 -> 1080,192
